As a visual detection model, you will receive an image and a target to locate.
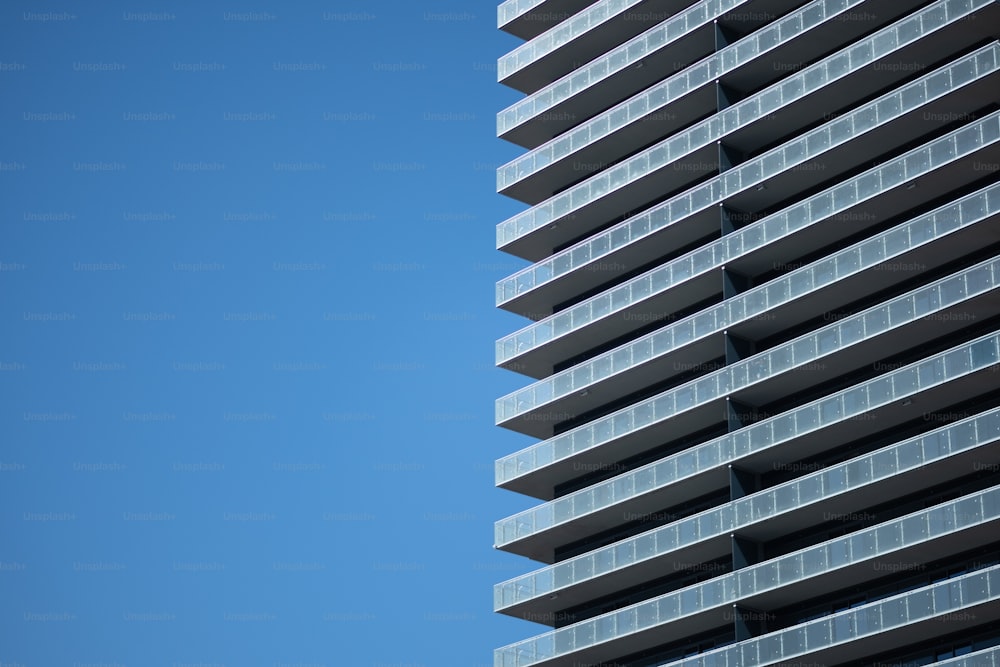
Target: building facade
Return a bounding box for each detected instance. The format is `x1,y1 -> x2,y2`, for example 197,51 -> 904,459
492,0 -> 1000,665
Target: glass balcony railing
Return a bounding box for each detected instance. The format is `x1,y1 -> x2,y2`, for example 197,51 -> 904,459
496,181 -> 1000,423
498,44 -> 998,308
496,107 -> 1000,329
496,0 -> 994,249
496,315 -> 1000,493
498,0 -> 867,191
496,257 -> 1000,454
499,0 -> 647,80
495,486 -> 1000,666
931,649 -> 1000,667
499,0 -> 757,134
651,564 -> 1000,667
496,408 -> 1000,610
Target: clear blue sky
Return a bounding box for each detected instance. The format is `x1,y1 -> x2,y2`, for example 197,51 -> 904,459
0,3 -> 541,665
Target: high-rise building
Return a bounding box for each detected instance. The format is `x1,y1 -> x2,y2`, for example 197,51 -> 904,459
491,1 -> 1000,665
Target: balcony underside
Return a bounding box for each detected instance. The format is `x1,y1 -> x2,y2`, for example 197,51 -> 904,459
499,128 -> 1000,378
499,214 -> 1000,438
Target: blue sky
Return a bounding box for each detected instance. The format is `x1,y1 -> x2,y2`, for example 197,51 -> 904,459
0,3 -> 541,665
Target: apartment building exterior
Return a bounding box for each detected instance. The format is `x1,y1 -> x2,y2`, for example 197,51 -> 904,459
492,0 -> 1000,665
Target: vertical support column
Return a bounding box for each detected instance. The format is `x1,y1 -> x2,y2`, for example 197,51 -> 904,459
722,268 -> 750,299
716,83 -> 745,112
726,396 -> 755,430
714,21 -> 741,52
720,205 -> 757,235
731,535 -> 762,569
723,267 -> 754,373
729,464 -> 759,500
725,332 -> 754,366
732,602 -> 769,640
718,141 -> 744,172
715,15 -> 745,180
717,8 -> 764,591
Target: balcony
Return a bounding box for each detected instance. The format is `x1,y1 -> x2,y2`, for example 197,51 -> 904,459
497,332 -> 1000,503
496,182 -> 1000,438
497,0 -> 923,205
495,488 -> 1000,667
500,0 -> 696,94
497,108 -> 1000,378
493,259 -> 1000,556
496,0 -> 1000,264
498,0 -> 807,148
